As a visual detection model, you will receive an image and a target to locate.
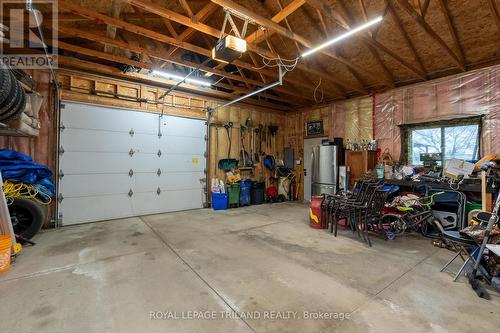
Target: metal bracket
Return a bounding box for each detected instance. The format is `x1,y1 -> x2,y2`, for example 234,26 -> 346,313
204,151 -> 208,158
59,146 -> 65,155
129,128 -> 135,136
60,124 -> 65,132
129,149 -> 135,157
58,170 -> 64,179
157,149 -> 162,157
128,169 -> 134,177
157,168 -> 162,176
158,132 -> 162,138
128,189 -> 134,197
156,187 -> 161,195
58,193 -> 64,203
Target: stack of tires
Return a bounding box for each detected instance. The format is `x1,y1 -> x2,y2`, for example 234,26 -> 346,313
0,63 -> 26,123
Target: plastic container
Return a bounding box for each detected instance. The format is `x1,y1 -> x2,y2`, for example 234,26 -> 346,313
239,179 -> 253,206
0,235 -> 12,273
227,183 -> 240,208
211,192 -> 228,210
251,181 -> 265,205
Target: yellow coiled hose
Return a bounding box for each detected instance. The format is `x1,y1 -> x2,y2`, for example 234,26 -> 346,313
2,180 -> 52,205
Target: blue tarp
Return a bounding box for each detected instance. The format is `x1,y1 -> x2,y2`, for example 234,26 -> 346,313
0,149 -> 55,197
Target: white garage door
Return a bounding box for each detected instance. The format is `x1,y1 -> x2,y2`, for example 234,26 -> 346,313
58,102 -> 206,225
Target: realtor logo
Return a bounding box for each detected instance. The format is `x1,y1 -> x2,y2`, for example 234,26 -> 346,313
0,0 -> 58,69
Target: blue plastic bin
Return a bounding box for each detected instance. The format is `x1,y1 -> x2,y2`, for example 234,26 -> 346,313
212,192 -> 228,210
239,179 -> 252,206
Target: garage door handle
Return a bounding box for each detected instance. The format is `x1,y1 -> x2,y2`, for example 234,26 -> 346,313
128,189 -> 133,197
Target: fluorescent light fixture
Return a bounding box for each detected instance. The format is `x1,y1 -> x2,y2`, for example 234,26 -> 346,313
152,70 -> 212,87
216,80 -> 281,109
301,16 -> 383,58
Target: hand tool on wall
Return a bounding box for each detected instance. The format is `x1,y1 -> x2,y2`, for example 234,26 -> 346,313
254,127 -> 260,162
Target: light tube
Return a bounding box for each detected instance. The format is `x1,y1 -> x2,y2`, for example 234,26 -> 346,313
301,16 -> 383,58
217,81 -> 281,109
152,70 -> 212,87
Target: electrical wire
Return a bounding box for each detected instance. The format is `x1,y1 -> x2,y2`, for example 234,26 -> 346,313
313,77 -> 324,103
3,181 -> 52,205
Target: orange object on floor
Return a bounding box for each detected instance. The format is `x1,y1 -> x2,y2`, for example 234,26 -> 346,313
0,235 -> 12,273
309,196 -> 327,229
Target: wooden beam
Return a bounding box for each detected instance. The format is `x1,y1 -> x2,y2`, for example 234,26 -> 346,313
56,26 -> 311,103
488,0 -> 500,33
436,0 -> 466,66
394,0 -> 466,71
104,0 -> 122,53
56,49 -> 292,111
211,0 -> 392,88
57,0 -> 344,99
421,0 -> 431,18
177,0 -> 193,17
245,0 -> 306,44
386,0 -> 426,75
127,0 -> 220,39
162,18 -> 179,38
178,3 -> 219,42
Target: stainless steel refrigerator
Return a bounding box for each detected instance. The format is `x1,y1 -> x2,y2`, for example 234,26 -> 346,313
311,145 -> 341,196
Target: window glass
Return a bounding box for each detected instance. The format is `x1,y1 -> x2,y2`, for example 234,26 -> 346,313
409,123 -> 479,166
444,125 -> 479,160
411,128 -> 441,165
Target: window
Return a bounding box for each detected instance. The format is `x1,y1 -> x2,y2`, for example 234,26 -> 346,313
408,122 -> 480,166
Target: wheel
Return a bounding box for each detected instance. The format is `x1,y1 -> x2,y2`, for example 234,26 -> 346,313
8,198 -> 47,240
0,83 -> 26,122
380,214 -> 406,235
0,72 -> 20,117
0,63 -> 13,106
421,218 -> 445,238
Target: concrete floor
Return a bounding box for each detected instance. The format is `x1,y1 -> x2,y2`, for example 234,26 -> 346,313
1,203 -> 499,332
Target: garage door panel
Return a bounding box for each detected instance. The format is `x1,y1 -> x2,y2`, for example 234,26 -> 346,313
59,174 -> 133,197
160,136 -> 205,154
60,152 -> 132,174
61,128 -> 133,153
62,103 -> 159,133
133,172 -> 203,192
59,195 -> 134,225
162,117 -> 205,138
59,102 -> 206,225
161,155 -> 204,172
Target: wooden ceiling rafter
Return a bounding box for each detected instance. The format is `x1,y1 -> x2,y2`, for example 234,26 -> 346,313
210,0 -> 394,88
56,43 -> 292,110
436,0 -> 466,66
487,0 -> 500,32
245,0 -> 306,45
420,0 -> 431,18
385,0 -> 426,75
338,0 -> 395,87
104,0 -> 123,54
56,25 -> 311,103
57,0 -> 318,102
393,0 -> 466,71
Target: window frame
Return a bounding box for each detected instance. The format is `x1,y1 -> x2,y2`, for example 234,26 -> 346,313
400,116 -> 482,166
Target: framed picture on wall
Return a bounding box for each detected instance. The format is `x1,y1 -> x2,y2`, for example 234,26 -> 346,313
306,120 -> 324,136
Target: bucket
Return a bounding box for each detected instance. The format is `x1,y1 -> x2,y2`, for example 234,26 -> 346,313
211,192 -> 228,210
0,235 -> 12,273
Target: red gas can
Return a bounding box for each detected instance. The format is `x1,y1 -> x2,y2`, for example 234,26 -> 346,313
309,196 -> 327,229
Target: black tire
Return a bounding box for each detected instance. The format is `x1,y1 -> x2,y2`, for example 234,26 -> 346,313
0,63 -> 13,106
8,198 -> 47,240
0,72 -> 20,117
0,82 -> 26,122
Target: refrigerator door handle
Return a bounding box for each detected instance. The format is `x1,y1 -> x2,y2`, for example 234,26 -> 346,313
311,148 -> 316,184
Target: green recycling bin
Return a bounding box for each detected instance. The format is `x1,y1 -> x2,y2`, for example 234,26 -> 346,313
227,183 -> 240,208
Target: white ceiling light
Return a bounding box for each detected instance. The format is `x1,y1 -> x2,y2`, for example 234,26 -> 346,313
152,70 -> 212,87
301,16 -> 383,58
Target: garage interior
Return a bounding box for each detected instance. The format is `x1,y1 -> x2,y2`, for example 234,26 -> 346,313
1,0 -> 500,332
